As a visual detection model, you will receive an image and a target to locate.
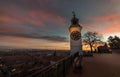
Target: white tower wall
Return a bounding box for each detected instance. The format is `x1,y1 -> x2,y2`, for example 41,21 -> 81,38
69,12 -> 82,55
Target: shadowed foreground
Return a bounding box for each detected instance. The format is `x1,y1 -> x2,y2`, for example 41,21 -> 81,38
67,53 -> 120,77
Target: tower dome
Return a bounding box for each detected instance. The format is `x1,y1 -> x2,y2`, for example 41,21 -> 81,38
69,12 -> 82,32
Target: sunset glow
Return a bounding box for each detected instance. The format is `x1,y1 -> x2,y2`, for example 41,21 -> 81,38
0,0 -> 120,50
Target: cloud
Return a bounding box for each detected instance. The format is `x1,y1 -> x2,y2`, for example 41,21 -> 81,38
0,35 -> 69,50
0,31 -> 68,43
0,13 -> 44,26
84,14 -> 120,34
0,27 -> 21,34
30,10 -> 65,25
110,0 -> 120,2
100,24 -> 120,35
1,0 -> 120,49
39,36 -> 68,42
82,24 -> 95,31
99,24 -> 120,41
87,14 -> 120,21
0,10 -> 67,43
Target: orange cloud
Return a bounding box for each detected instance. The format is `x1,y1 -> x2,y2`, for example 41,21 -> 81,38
0,15 -> 20,24
0,13 -> 44,26
82,24 -> 96,31
100,24 -> 120,35
0,27 -> 21,33
97,23 -> 120,41
30,10 -> 65,25
87,14 -> 120,21
12,15 -> 44,26
0,35 -> 69,50
0,14 -> 39,34
0,10 -> 65,27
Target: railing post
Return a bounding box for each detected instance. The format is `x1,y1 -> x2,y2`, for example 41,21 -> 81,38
63,59 -> 66,77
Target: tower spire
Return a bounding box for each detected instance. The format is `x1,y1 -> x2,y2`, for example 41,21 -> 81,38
71,11 -> 79,25
72,11 -> 76,18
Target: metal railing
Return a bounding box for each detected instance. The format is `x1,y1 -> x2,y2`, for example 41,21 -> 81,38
26,52 -> 78,77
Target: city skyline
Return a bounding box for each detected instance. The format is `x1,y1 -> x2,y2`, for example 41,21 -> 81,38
0,0 -> 120,50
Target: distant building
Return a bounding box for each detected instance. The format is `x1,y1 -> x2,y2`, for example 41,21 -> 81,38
97,43 -> 110,53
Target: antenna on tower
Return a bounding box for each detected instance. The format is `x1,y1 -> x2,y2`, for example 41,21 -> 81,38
72,11 -> 76,18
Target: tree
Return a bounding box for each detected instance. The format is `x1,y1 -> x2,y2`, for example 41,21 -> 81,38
108,36 -> 120,49
83,31 -> 102,52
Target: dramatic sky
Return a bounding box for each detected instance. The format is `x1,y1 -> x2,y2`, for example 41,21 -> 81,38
0,0 -> 120,50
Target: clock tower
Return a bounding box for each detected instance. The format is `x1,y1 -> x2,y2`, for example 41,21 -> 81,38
69,12 -> 82,55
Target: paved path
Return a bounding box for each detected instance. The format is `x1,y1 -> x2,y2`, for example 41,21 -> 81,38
67,53 -> 120,77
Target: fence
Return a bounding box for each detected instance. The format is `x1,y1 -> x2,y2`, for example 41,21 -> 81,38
11,52 -> 78,77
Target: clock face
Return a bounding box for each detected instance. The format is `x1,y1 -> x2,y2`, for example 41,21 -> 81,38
70,31 -> 81,41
